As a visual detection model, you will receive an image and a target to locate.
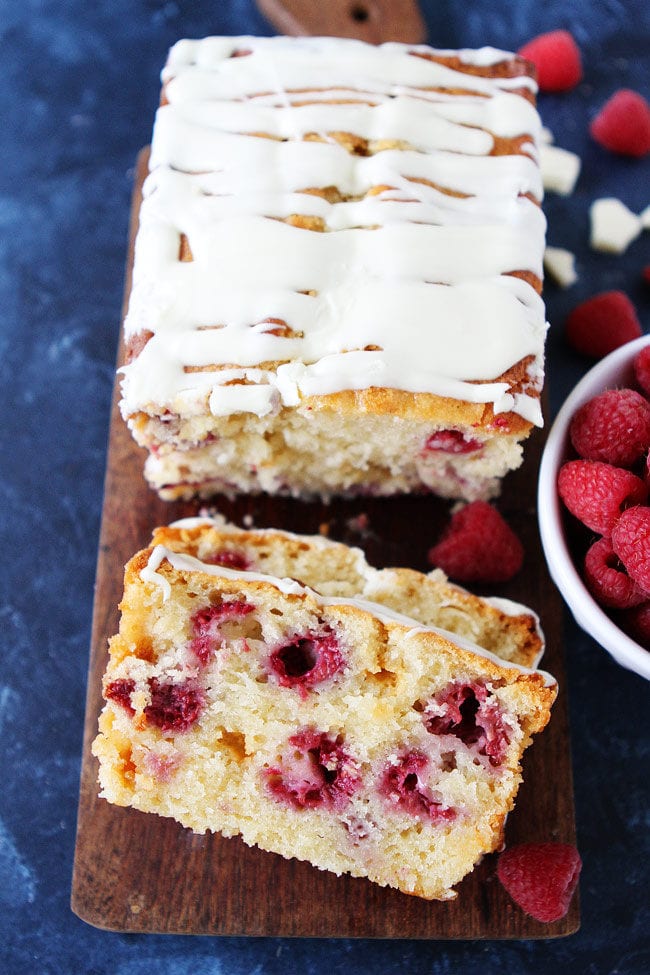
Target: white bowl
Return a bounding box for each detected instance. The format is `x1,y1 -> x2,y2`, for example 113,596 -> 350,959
538,335 -> 650,680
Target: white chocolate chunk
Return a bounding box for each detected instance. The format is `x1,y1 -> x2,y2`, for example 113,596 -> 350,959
590,198 -> 642,253
539,144 -> 581,196
544,246 -> 577,288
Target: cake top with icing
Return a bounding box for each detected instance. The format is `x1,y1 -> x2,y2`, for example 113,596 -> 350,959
120,36 -> 547,425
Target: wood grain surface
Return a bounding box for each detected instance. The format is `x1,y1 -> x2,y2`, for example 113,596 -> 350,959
256,0 -> 427,43
71,151 -> 579,938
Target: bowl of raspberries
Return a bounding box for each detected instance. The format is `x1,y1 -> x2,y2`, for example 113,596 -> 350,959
539,335 -> 650,680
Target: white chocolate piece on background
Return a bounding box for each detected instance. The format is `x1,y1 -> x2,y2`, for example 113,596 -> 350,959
590,197 -> 642,253
539,144 -> 581,196
544,246 -> 577,288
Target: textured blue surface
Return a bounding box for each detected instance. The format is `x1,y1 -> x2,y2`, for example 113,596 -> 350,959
1,2 -> 649,972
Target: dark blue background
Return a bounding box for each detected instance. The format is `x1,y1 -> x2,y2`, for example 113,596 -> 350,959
1,2 -> 649,972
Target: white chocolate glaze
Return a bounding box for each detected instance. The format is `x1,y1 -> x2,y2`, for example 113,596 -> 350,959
141,542 -> 555,686
121,36 -> 547,425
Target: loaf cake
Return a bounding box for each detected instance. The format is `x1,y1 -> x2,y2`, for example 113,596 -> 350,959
92,521 -> 556,900
119,36 -> 548,501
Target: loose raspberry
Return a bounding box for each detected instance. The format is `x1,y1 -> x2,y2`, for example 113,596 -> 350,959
584,537 -> 647,609
105,678 -> 136,713
518,30 -> 582,92
427,501 -> 524,583
497,843 -> 581,923
269,629 -> 344,692
378,750 -> 456,822
565,291 -> 642,358
611,506 -> 650,592
423,681 -> 511,766
620,601 -> 650,649
590,89 -> 650,158
144,677 -> 205,733
265,729 -> 361,811
558,460 -> 647,535
633,344 -> 650,398
569,388 -> 650,468
423,429 -> 483,454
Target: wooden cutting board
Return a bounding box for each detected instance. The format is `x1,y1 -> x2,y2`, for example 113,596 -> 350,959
256,0 -> 427,43
71,151 -> 579,938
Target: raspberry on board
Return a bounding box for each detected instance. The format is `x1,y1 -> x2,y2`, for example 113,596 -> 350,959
611,506 -> 650,593
497,842 -> 582,923
633,344 -> 650,398
565,291 -> 642,359
518,30 -> 582,92
569,388 -> 650,468
590,89 -> 650,158
427,500 -> 524,583
584,537 -> 647,609
557,460 -> 647,536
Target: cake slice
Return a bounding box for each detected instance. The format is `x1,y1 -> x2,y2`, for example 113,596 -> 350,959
150,516 -> 545,669
119,35 -> 547,501
92,526 -> 556,901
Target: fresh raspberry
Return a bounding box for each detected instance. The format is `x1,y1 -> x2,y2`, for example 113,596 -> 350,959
423,429 -> 483,454
378,750 -> 456,822
423,681 -> 511,766
518,30 -> 582,92
565,291 -> 642,359
269,629 -> 344,692
633,344 -> 650,397
569,388 -> 650,468
190,600 -> 254,663
264,729 -> 362,811
643,266 -> 650,287
144,677 -> 205,733
105,678 -> 136,713
557,460 -> 647,535
611,506 -> 650,592
427,501 -> 524,583
497,843 -> 582,923
583,537 -> 647,609
620,601 -> 650,649
590,89 -> 650,158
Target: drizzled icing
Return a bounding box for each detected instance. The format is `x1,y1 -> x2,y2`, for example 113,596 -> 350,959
121,36 -> 547,424
140,542 -> 555,686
